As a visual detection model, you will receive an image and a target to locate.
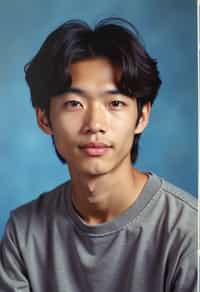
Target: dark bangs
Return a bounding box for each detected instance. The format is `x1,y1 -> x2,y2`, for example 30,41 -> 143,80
24,18 -> 161,111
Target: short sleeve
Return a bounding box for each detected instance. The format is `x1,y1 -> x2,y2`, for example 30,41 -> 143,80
0,215 -> 31,291
171,250 -> 197,292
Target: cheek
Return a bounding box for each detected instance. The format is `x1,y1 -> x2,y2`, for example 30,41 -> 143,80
110,113 -> 137,153
53,114 -> 82,138
112,113 -> 137,137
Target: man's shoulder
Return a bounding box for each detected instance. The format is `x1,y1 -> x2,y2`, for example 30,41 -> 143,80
10,181 -> 70,229
158,175 -> 197,212
151,174 -> 197,236
143,173 -> 197,260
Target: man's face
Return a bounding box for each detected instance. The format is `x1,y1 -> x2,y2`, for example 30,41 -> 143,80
37,58 -> 150,176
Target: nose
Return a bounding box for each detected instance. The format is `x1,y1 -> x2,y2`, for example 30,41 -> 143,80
81,103 -> 108,134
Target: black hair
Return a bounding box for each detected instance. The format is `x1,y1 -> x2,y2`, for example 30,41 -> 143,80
24,17 -> 161,164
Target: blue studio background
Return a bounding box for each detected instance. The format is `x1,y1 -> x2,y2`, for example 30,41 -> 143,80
0,0 -> 197,237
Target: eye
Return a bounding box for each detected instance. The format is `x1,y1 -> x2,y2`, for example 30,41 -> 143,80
110,100 -> 127,108
64,100 -> 83,109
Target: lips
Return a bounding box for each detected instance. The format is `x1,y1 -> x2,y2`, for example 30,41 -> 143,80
79,142 -> 112,156
81,142 -> 111,148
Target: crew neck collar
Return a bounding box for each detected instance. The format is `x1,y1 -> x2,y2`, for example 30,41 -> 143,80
64,173 -> 162,236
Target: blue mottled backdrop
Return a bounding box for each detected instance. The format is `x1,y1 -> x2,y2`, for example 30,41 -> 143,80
0,0 -> 197,237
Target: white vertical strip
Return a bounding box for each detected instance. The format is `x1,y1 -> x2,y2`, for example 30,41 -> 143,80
197,0 -> 200,291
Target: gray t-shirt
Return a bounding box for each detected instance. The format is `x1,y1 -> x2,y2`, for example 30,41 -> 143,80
0,173 -> 197,292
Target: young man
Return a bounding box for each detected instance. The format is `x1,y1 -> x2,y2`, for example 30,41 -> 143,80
0,18 -> 197,291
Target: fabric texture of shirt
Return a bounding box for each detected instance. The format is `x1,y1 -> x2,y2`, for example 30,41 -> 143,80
0,173 -> 197,292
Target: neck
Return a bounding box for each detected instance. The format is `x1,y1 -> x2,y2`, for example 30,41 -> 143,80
68,163 -> 148,225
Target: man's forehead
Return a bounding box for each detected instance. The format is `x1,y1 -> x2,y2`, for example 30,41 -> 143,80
69,57 -> 121,82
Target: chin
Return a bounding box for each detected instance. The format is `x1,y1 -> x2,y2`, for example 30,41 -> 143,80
68,150 -> 130,177
74,159 -> 113,177
83,164 -> 110,176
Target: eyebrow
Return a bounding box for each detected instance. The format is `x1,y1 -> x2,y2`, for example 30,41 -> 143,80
66,87 -> 85,96
65,87 -> 122,97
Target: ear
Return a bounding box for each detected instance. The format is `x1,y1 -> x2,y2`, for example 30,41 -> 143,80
134,102 -> 151,134
35,107 -> 53,135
